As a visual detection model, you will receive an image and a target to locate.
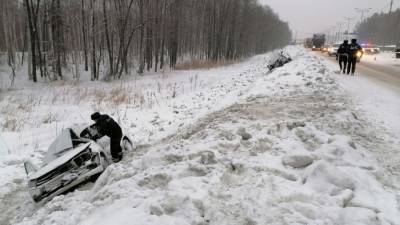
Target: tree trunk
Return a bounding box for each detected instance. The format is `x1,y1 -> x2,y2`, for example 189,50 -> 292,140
24,0 -> 37,82
90,0 -> 97,80
103,0 -> 113,78
81,0 -> 89,71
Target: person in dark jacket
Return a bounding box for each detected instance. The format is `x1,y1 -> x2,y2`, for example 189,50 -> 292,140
336,40 -> 349,73
347,39 -> 363,75
91,112 -> 123,162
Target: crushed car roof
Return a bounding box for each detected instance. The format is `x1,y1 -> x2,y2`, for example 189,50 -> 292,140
28,142 -> 91,180
44,129 -> 77,163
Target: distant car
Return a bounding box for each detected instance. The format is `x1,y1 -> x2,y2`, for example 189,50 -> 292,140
396,46 -> 400,59
327,43 -> 341,57
356,50 -> 363,62
361,44 -> 380,55
311,33 -> 326,51
304,38 -> 313,48
321,45 -> 329,53
24,126 -> 133,203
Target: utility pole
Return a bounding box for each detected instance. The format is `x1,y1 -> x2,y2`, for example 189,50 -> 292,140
389,0 -> 394,14
336,23 -> 343,43
344,17 -> 354,40
331,26 -> 336,44
355,8 -> 372,23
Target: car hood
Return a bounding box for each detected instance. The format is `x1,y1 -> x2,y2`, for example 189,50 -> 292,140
28,143 -> 92,180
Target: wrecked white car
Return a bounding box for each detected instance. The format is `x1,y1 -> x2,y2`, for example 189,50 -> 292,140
24,127 -> 133,202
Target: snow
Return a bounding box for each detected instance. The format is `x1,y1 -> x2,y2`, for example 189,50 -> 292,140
1,47 -> 400,225
335,73 -> 400,139
362,52 -> 400,67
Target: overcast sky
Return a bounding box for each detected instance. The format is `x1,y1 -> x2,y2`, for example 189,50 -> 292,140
259,0 -> 398,38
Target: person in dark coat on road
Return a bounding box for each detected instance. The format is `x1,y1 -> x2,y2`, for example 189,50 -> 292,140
347,39 -> 363,76
91,112 -> 123,162
336,40 -> 349,73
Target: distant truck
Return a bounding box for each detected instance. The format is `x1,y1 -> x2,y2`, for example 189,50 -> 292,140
396,42 -> 400,59
312,34 -> 326,51
304,38 -> 313,48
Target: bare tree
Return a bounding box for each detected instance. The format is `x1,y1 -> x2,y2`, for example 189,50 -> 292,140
1,0 -> 292,83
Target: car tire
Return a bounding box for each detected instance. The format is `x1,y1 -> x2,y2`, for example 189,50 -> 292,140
33,196 -> 41,203
122,137 -> 134,152
89,173 -> 102,183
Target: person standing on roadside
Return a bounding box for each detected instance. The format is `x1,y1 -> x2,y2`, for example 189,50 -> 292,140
336,40 -> 349,74
90,112 -> 123,162
347,39 -> 363,76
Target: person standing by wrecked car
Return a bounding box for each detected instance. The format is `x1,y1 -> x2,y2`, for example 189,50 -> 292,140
347,39 -> 363,76
91,112 -> 123,162
336,40 -> 349,74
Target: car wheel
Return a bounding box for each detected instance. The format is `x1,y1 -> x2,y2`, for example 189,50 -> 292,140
33,196 -> 41,203
122,137 -> 134,152
89,173 -> 101,183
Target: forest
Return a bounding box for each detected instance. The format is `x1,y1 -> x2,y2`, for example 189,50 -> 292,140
0,0 -> 291,83
356,9 -> 400,45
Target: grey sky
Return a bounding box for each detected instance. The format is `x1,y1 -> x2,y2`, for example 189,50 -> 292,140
259,0 -> 398,38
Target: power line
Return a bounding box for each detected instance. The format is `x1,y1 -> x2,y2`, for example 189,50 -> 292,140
355,8 -> 372,22
344,17 -> 354,40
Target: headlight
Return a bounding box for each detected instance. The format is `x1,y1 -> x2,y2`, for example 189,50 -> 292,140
356,51 -> 362,57
85,154 -> 100,169
72,148 -> 92,168
61,173 -> 78,184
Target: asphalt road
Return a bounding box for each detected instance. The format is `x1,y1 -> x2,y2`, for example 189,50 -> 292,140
317,52 -> 400,93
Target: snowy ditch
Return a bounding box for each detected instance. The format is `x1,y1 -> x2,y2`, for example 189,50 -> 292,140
1,47 -> 400,225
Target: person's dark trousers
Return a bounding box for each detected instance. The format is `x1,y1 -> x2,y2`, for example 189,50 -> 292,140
110,128 -> 123,160
347,57 -> 357,75
339,56 -> 348,72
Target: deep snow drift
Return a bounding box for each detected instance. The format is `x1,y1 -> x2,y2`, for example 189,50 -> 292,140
1,47 -> 400,225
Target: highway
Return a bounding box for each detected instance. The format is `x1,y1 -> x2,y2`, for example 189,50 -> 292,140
317,51 -> 400,93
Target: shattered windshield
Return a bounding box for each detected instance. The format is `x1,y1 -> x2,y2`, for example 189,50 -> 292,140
43,129 -> 79,163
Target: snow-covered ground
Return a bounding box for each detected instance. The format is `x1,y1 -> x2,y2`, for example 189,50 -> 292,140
1,47 -> 400,225
362,52 -> 400,67
330,64 -> 400,141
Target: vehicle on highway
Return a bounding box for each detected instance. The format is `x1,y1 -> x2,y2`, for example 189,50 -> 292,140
327,43 -> 341,56
311,34 -> 326,51
321,45 -> 330,53
361,44 -> 380,55
396,43 -> 400,59
356,50 -> 363,62
24,126 -> 133,203
304,38 -> 313,48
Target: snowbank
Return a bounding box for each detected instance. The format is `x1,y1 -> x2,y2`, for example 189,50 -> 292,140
1,47 -> 400,225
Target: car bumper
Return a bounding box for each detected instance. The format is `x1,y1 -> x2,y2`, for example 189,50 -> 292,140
29,165 -> 105,202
